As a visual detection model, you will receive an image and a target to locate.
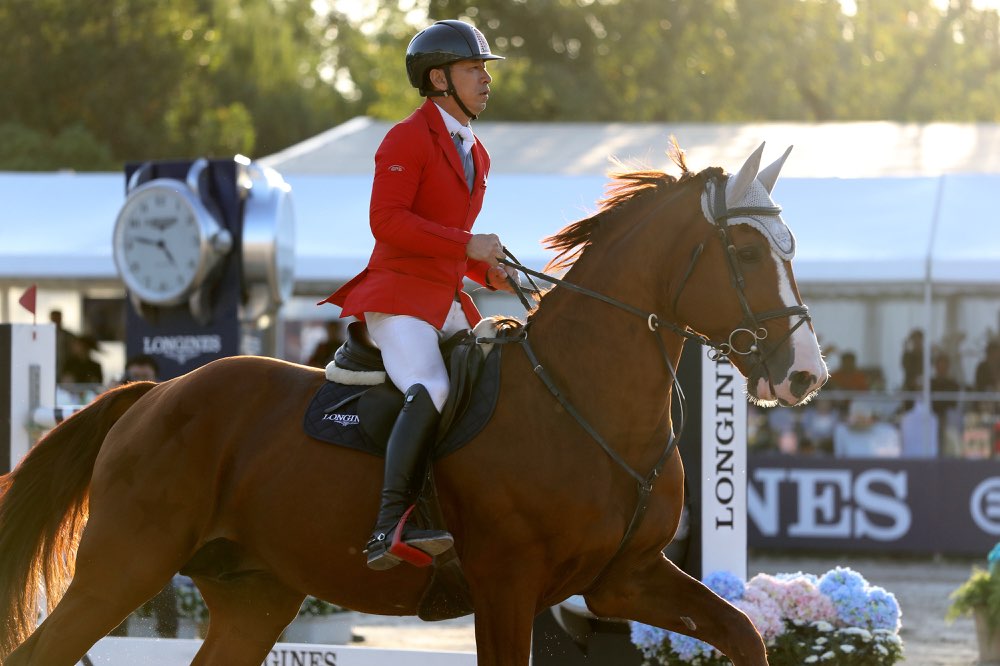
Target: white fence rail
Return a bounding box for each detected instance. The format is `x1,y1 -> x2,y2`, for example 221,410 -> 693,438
78,638 -> 476,666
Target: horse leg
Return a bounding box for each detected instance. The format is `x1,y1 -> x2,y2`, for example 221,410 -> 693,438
3,470 -> 200,666
585,555 -> 768,666
464,566 -> 539,666
3,557 -> 179,666
191,571 -> 304,666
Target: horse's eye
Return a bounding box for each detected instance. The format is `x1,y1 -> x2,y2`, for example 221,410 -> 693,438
737,246 -> 762,263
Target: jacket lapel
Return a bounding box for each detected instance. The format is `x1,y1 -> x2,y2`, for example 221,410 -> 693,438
420,100 -> 469,190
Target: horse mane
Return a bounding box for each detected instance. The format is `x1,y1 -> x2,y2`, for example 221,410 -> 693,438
543,139 -> 712,272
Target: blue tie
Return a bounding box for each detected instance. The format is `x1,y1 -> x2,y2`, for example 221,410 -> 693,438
452,133 -> 475,191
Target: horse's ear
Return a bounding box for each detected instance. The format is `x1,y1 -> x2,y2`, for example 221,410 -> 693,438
726,142 -> 766,208
757,145 -> 794,194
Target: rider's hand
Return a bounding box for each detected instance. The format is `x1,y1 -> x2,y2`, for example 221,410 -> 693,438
467,233 -> 502,266
486,265 -> 519,293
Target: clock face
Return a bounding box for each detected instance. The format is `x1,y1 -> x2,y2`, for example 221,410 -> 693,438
113,184 -> 206,306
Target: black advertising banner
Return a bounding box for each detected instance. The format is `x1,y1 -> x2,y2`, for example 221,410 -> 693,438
122,159 -> 242,380
748,454 -> 1000,555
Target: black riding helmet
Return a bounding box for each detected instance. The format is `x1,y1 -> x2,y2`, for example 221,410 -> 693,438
405,20 -> 504,120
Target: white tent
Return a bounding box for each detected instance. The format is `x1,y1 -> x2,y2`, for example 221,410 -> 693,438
2,120 -> 999,388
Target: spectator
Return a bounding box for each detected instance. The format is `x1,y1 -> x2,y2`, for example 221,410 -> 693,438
833,401 -> 901,458
975,340 -> 1000,393
901,328 -> 924,391
930,354 -> 961,425
49,309 -> 71,380
307,321 -> 346,368
829,351 -> 870,392
60,334 -> 103,385
122,354 -> 160,383
799,399 -> 839,455
766,407 -> 799,454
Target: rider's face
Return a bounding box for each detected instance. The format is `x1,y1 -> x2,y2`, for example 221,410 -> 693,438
431,59 -> 492,120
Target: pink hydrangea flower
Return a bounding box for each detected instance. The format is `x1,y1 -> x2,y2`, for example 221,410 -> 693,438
735,585 -> 784,642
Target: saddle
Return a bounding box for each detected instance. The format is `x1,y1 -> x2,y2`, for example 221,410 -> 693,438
301,317 -> 518,620
303,319 -> 503,458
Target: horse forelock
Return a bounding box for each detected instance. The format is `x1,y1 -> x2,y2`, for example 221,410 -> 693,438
542,165 -> 716,273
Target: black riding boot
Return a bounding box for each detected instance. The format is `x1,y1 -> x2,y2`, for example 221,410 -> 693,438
366,384 -> 453,570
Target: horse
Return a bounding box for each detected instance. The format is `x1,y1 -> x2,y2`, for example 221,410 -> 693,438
0,142 -> 827,666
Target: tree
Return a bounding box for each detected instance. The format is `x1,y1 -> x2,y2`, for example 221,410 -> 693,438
2,0 -> 1000,170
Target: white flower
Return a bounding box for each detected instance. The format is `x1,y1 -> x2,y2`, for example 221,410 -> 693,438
820,651 -> 836,660
841,626 -> 872,641
815,637 -> 827,645
876,644 -> 889,655
814,621 -> 834,632
804,657 -> 818,663
873,629 -> 903,645
841,645 -> 856,653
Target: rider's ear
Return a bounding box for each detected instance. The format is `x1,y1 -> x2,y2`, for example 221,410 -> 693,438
428,68 -> 448,93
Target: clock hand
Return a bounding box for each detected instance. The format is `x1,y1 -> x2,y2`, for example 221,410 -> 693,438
134,235 -> 177,265
157,239 -> 177,266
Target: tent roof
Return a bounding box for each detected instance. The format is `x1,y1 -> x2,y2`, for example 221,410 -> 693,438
260,118 -> 1000,177
3,120 -> 1000,295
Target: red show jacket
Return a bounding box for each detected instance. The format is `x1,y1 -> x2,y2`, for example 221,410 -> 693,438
321,100 -> 493,329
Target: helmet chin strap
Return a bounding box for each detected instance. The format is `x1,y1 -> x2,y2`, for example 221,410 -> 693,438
425,65 -> 479,121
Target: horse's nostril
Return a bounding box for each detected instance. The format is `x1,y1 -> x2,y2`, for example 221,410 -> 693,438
789,370 -> 816,398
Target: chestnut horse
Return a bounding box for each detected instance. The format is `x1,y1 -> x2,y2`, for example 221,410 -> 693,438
0,143 -> 826,666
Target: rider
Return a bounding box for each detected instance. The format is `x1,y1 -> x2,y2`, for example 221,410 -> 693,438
321,20 -> 516,571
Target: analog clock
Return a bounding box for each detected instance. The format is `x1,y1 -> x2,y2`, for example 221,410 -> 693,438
113,160 -> 232,307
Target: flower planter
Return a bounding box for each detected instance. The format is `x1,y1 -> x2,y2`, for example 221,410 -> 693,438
632,567 -> 904,665
974,607 -> 1000,665
281,614 -> 353,645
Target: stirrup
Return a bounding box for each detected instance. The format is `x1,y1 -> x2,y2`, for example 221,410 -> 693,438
366,505 -> 439,570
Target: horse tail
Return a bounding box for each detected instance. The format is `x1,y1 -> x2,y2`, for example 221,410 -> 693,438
0,380 -> 156,658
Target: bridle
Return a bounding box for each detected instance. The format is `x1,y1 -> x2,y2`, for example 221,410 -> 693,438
485,171 -> 811,589
692,174 -> 812,388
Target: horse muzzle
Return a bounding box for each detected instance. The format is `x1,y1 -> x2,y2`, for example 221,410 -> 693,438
750,365 -> 828,407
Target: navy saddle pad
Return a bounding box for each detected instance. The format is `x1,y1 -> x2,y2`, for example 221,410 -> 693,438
302,345 -> 502,460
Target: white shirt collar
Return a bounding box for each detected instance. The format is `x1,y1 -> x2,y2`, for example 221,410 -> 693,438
433,102 -> 475,153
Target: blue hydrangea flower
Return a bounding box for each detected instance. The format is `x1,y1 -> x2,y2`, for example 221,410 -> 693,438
818,568 -> 870,628
818,566 -> 868,596
669,631 -> 716,661
629,622 -> 668,659
866,586 -> 901,631
704,570 -> 746,602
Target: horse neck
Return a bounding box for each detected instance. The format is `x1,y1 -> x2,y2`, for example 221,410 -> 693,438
526,202 -> 696,450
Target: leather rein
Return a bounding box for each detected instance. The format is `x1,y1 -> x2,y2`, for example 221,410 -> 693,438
482,172 -> 810,590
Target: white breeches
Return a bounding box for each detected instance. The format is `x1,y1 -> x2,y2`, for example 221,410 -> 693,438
365,301 -> 471,413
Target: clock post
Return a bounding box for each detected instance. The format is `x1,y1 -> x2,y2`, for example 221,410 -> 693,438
118,158 -> 243,380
